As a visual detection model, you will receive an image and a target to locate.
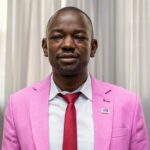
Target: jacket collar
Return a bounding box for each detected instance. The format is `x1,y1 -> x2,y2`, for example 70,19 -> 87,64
29,74 -> 113,150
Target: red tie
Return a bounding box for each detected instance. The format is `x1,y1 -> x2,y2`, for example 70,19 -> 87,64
59,93 -> 80,150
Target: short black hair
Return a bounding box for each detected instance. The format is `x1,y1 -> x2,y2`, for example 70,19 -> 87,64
46,6 -> 94,38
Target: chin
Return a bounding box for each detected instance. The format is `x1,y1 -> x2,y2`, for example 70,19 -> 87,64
53,63 -> 86,77
60,70 -> 79,77
58,67 -> 81,77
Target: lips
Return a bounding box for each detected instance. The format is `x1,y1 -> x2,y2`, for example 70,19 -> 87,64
57,53 -> 79,64
57,53 -> 79,58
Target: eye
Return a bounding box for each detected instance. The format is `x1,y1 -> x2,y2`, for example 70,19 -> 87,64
49,35 -> 63,41
74,35 -> 87,41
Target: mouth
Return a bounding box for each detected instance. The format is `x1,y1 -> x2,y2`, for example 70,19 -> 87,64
57,53 -> 79,64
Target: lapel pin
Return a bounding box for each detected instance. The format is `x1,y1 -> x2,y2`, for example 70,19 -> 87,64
101,108 -> 110,114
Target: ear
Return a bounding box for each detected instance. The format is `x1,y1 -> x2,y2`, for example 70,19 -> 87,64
42,38 -> 48,57
90,39 -> 98,57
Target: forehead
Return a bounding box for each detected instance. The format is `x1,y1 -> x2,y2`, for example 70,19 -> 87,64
47,10 -> 91,34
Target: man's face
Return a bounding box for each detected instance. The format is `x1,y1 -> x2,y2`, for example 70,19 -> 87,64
42,10 -> 97,76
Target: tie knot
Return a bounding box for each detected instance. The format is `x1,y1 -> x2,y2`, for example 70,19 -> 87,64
59,93 -> 80,104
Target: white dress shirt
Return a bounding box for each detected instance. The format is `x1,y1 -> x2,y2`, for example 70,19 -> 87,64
49,74 -> 94,150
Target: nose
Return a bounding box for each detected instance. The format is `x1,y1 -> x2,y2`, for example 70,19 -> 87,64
61,36 -> 75,51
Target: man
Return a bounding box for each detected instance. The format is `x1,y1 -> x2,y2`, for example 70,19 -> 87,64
2,6 -> 149,150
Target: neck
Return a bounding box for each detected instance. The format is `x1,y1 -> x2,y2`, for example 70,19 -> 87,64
53,71 -> 88,92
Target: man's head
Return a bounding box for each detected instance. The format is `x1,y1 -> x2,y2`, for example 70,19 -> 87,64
42,7 -> 98,78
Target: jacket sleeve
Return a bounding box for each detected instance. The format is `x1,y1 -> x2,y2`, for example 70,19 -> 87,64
1,96 -> 21,150
130,96 -> 149,150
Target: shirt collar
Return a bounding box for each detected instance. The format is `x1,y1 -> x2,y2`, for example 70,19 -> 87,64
49,74 -> 92,101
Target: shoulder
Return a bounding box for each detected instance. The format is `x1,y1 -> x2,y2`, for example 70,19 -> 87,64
91,75 -> 139,103
7,76 -> 51,105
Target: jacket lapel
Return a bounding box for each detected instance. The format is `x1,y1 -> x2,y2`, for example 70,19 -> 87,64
29,76 -> 51,150
91,76 -> 113,150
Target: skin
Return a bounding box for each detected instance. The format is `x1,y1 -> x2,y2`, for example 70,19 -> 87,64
42,10 -> 98,91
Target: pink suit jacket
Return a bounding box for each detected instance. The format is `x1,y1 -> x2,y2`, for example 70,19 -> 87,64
2,75 -> 149,150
